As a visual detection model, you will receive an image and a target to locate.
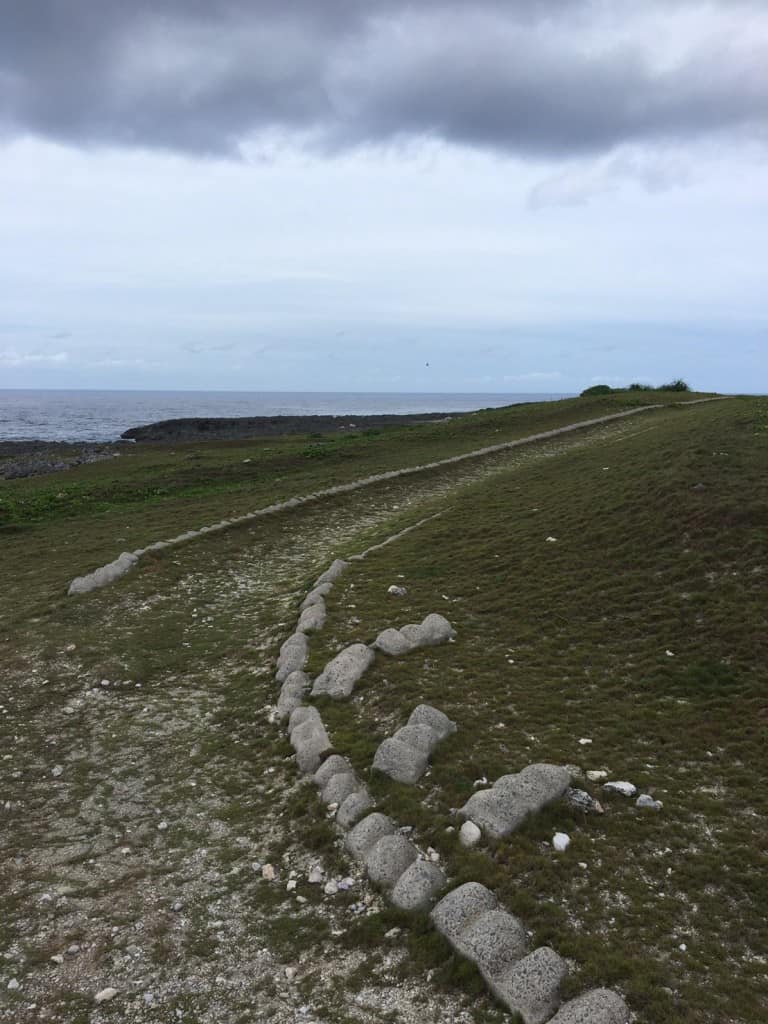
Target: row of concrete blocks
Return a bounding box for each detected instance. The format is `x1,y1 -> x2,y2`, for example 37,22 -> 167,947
276,609 -> 456,701
69,403 -> 676,596
279,559 -> 629,1024
372,704 -> 457,784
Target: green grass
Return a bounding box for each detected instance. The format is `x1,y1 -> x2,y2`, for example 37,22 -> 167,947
1,391 -> 762,1023
0,390 -> 708,631
306,395 -> 767,1023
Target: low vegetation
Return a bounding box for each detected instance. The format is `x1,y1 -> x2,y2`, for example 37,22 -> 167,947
1,391 -> 764,1024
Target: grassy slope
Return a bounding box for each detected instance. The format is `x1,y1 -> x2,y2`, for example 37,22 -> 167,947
2,392 -> 764,1023
0,391 -> 704,630
307,395 -> 767,1023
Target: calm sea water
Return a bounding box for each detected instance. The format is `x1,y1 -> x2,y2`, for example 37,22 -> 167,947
0,390 -> 573,443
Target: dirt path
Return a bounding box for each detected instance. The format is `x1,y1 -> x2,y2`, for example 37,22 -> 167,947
1,414 -> 661,1024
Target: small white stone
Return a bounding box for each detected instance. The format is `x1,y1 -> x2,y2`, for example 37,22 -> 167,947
426,847 -> 440,862
603,781 -> 637,797
387,585 -> 407,596
586,770 -> 608,781
63,707 -> 75,716
307,866 -> 324,884
578,737 -> 592,745
284,966 -> 297,982
94,987 -> 118,1003
295,895 -> 307,904
286,879 -> 297,892
666,650 -> 675,657
262,864 -> 276,881
7,978 -> 20,991
50,955 -> 64,964
51,765 -> 64,778
679,943 -> 687,952
545,536 -> 558,542
459,821 -> 482,847
552,832 -> 571,852
323,880 -> 338,896
157,820 -> 168,831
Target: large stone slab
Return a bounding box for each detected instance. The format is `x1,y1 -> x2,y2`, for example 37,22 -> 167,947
391,859 -> 446,912
373,737 -> 429,784
364,834 -> 418,889
431,882 -> 498,945
486,947 -> 567,1024
456,909 -> 528,979
276,633 -> 309,683
548,989 -> 630,1024
461,764 -> 571,839
345,813 -> 395,861
407,704 -> 457,741
312,643 -> 375,699
336,788 -> 373,829
275,671 -> 310,721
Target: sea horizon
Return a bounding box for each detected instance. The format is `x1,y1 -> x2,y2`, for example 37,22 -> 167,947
0,388 -> 575,443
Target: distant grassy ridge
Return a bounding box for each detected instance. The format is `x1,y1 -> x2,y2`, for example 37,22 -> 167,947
304,394 -> 767,1024
0,392 -> 717,628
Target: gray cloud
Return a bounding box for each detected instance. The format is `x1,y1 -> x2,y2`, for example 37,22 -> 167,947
2,1 -> 766,158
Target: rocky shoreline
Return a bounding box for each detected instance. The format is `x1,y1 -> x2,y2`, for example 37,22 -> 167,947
120,412 -> 459,442
0,441 -> 125,481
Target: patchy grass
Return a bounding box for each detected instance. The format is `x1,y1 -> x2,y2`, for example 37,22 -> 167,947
1,391 -> 760,1024
307,395 -> 767,1023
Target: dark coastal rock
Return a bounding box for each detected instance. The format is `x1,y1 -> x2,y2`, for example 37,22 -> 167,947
120,412 -> 459,443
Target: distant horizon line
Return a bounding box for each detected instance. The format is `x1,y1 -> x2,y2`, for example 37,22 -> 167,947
0,387 -> 577,396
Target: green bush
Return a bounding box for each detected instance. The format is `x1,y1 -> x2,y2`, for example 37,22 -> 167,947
628,383 -> 654,391
580,384 -> 613,396
657,379 -> 691,392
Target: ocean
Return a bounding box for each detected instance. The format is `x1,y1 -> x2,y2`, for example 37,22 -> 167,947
0,389 -> 573,443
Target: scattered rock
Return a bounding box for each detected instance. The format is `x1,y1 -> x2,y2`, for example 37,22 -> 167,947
586,770 -> 608,782
323,880 -> 338,896
459,821 -> 482,848
565,788 -> 604,814
636,794 -> 663,811
94,988 -> 118,1004
51,765 -> 64,778
262,864 -> 276,881
387,585 -> 408,597
603,781 -> 637,798
552,832 -> 571,852
7,978 -> 20,991
308,866 -> 324,884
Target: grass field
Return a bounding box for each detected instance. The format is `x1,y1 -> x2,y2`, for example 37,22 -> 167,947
1,391 -> 765,1024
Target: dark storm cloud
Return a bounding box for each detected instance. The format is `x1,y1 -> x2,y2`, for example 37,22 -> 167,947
1,0 -> 766,157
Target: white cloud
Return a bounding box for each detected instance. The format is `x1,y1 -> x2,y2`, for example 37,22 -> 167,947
0,348 -> 69,367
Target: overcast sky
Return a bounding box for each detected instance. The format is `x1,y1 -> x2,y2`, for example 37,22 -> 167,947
1,0 -> 766,393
